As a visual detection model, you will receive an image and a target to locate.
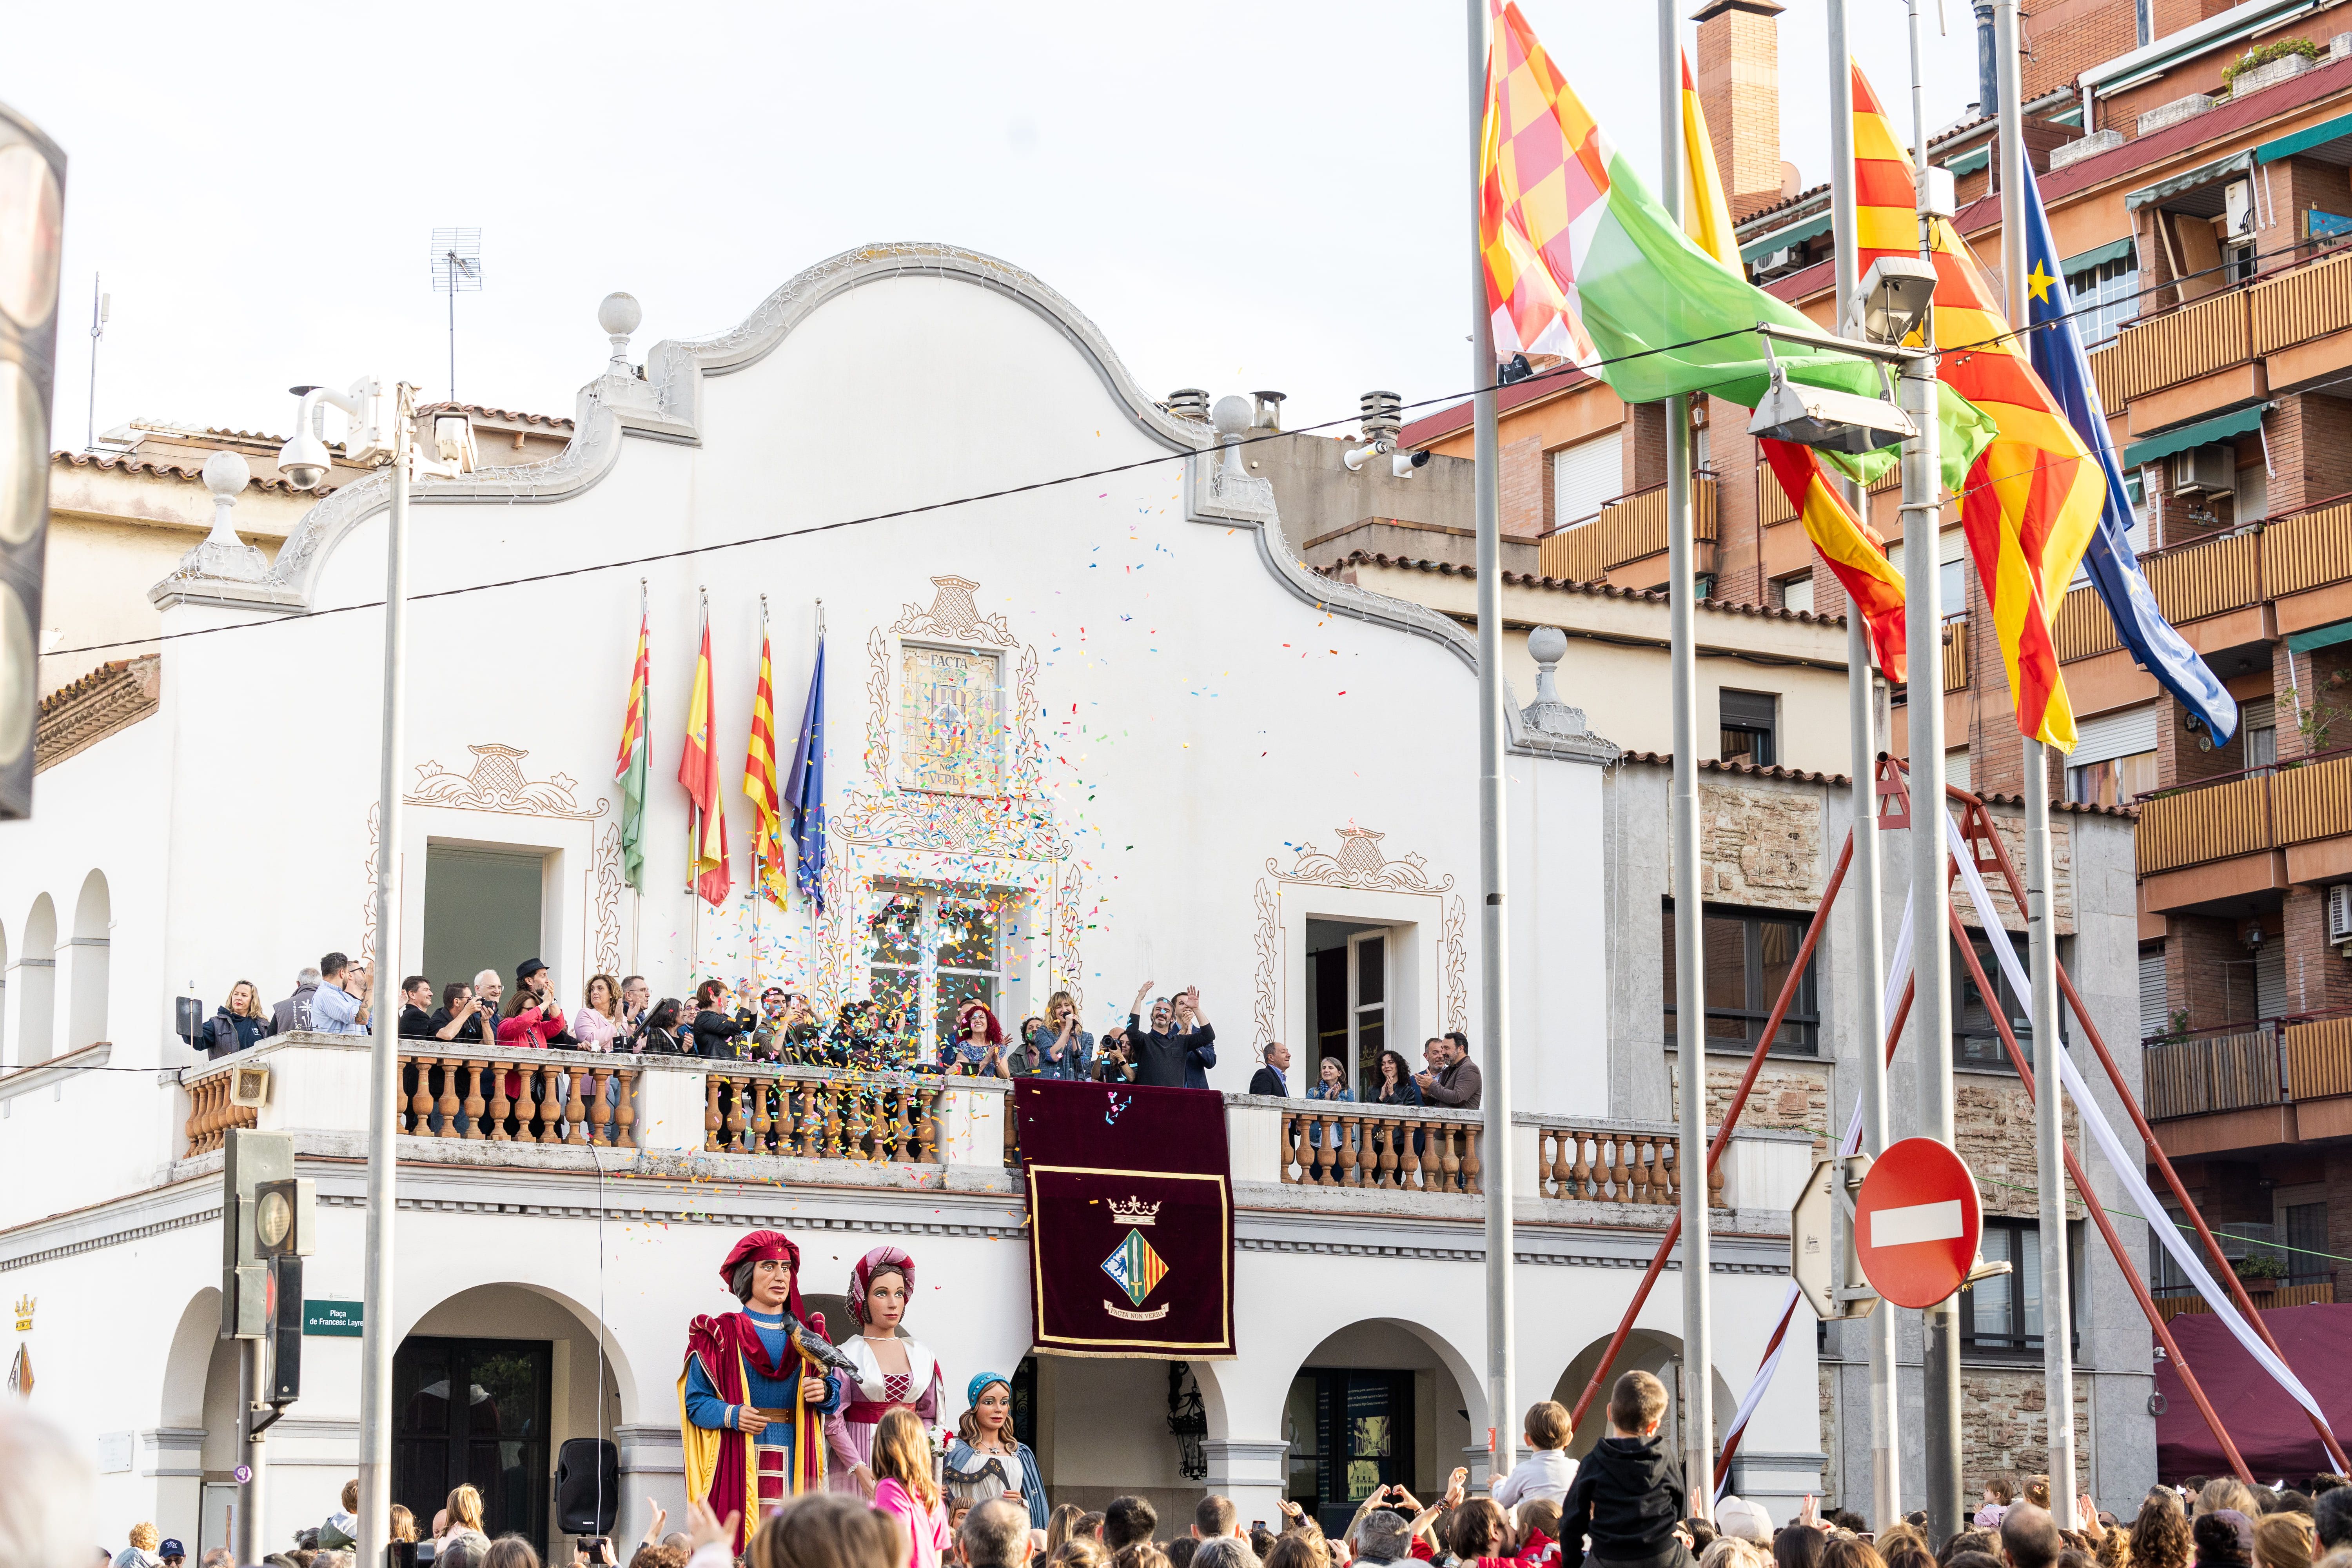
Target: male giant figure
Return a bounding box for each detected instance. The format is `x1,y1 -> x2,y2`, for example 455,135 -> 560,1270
679,1230 -> 847,1550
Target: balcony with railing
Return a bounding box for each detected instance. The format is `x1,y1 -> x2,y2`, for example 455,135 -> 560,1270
1942,613 -> 1969,693
171,1034 -> 1811,1225
2133,746 -> 2352,881
2142,1012 -> 2352,1153
1538,476 -> 1719,584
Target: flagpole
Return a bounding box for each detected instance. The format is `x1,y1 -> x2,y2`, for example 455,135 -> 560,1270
1466,0 -> 1518,1493
1826,0 -> 1899,1530
690,586 -> 705,984
754,593 -> 769,990
1659,0 -> 1712,1517
1993,0 -> 2078,1528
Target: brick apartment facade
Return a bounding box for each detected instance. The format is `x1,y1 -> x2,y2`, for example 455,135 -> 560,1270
1337,0 -> 2352,1497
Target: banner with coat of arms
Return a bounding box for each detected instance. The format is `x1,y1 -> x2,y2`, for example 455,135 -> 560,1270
1014,1080 -> 1235,1359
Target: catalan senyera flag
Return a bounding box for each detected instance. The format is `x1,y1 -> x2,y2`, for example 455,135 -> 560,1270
1479,0 -> 1994,495
1676,51 -> 1909,680
743,624 -> 787,909
679,610 -> 731,906
614,599 -> 651,893
1853,62 -> 2102,749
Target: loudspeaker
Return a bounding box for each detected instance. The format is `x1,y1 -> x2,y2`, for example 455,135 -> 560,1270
554,1437 -> 619,1535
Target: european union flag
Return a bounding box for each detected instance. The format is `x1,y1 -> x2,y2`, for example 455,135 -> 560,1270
2019,161 -> 2237,742
783,633 -> 827,907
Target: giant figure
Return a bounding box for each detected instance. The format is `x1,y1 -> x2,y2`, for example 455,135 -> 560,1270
679,1230 -> 851,1550
826,1245 -> 944,1496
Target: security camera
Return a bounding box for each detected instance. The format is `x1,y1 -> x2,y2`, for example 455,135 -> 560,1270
276,430 -> 333,490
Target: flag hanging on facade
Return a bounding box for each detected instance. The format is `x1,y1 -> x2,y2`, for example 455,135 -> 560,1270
783,633 -> 828,910
1673,49 -> 1909,679
613,596 -> 651,893
2016,161 -> 2237,742
744,618 -> 788,908
679,605 -> 731,906
1478,0 -> 1993,495
1851,63 -> 2104,750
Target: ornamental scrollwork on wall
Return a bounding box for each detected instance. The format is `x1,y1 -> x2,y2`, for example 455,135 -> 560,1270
1443,895 -> 1468,1035
405,743 -> 606,819
1251,878 -> 1280,1046
361,803 -> 379,964
594,823 -> 622,977
1265,828 -> 1457,894
889,574 -> 1016,646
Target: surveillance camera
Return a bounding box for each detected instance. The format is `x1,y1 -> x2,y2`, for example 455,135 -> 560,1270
276,431 -> 333,490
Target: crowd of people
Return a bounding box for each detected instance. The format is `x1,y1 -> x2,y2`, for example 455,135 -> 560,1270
196,953 -> 1486,1107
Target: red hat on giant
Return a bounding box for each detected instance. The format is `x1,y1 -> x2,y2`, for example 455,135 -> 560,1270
718,1229 -> 800,1290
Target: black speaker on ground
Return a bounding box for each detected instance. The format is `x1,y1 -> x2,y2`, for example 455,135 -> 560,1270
554,1437 -> 619,1535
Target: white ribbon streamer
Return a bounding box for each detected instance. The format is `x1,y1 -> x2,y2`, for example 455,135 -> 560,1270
1940,806 -> 2325,1429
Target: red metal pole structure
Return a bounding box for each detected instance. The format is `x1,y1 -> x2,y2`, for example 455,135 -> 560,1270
1959,782 -> 2352,1471
1940,869 -> 2254,1484
1564,828 -> 1858,1432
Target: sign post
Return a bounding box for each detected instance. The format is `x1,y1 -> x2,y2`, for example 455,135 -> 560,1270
1792,1158 -> 1881,1322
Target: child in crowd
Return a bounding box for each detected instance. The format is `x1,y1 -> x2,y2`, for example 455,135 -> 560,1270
869,1410 -> 951,1568
1493,1401 -> 1579,1508
1556,1371 -> 1687,1568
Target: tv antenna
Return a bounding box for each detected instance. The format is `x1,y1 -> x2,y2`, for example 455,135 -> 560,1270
429,227 -> 482,403
85,275 -> 108,451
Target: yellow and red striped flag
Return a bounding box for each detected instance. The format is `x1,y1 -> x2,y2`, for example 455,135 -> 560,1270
743,622 -> 787,909
1675,50 -> 1910,680
613,596 -> 651,892
679,607 -> 731,906
1852,62 -> 2101,748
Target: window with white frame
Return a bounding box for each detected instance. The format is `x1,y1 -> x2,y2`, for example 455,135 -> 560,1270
866,886 -> 1009,1058
1779,572 -> 1815,615
2065,253 -> 2140,349
1551,431 -> 1623,531
899,642 -> 1005,795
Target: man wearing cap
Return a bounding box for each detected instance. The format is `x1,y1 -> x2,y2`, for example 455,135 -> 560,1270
156,1541 -> 186,1568
679,1230 -> 848,1552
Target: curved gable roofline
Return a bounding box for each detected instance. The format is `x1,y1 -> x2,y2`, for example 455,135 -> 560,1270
252,242 -> 1212,606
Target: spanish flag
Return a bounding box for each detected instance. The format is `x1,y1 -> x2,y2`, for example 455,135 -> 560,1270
679,605 -> 731,906
1852,62 -> 2102,748
742,621 -> 787,909
1679,50 -> 1908,680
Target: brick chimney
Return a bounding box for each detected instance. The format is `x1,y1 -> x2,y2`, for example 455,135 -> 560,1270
1693,0 -> 1786,221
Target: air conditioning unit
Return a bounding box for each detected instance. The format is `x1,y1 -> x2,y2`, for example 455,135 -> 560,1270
2329,882 -> 2352,947
2226,178 -> 2256,237
2172,445 -> 2235,497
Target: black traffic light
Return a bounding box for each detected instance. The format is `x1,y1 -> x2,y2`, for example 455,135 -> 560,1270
266,1254 -> 302,1403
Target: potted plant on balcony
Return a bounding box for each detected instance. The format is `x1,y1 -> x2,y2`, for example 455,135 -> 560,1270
2235,1252 -> 2290,1294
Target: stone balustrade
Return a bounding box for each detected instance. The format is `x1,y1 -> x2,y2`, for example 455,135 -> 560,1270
701,1067 -> 944,1163
1272,1102 -> 1485,1194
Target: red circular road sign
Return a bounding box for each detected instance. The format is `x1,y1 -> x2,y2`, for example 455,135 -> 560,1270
1853,1137 -> 1982,1309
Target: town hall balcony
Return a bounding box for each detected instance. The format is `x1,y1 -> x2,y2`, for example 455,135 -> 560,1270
163,1033 -> 1812,1232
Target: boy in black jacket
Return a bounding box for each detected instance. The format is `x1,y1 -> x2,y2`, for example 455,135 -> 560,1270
1558,1370 -> 1689,1568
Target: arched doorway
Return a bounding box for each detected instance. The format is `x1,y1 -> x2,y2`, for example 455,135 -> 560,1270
1550,1330 -> 1739,1463
394,1284 -> 632,1559
1281,1320 -> 1481,1538
160,1287 -> 239,1557
67,869 -> 109,1053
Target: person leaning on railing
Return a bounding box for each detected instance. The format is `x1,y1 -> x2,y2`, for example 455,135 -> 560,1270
205,980 -> 275,1058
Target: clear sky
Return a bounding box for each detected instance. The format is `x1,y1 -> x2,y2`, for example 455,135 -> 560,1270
12,0 -> 1981,453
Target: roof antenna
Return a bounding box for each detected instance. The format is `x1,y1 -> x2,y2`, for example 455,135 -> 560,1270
85,276 -> 107,451
430,227 -> 483,404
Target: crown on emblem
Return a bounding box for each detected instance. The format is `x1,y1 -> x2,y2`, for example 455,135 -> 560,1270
1107,1196 -> 1160,1227
11,1294 -> 32,1329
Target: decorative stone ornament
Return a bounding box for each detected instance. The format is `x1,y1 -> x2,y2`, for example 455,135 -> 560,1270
175,449 -> 269,582
1519,624 -> 1590,737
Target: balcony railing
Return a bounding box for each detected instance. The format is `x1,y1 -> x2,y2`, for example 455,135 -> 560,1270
2155,1280 -> 2336,1320
1539,476 -> 1718,583
1942,613 -> 1969,693
2135,749 -> 2352,875
179,1036 -> 1811,1217
2143,1012 -> 2352,1120
2093,288 -> 2251,407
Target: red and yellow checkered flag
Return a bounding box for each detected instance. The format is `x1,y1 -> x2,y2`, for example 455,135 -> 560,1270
1853,62 -> 2101,748
743,625 -> 787,909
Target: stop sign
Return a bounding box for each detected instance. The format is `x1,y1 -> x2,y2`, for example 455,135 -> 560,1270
1853,1137 -> 1982,1308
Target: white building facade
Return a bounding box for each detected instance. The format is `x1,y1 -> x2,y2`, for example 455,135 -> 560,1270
0,243 -> 2145,1559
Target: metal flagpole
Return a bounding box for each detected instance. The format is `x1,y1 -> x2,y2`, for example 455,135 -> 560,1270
1992,0 -> 2079,1526
1826,0 -> 1900,1528
356,385 -> 416,1568
1467,0 -> 1519,1489
1660,0 -> 1712,1516
1900,146 -> 1961,1543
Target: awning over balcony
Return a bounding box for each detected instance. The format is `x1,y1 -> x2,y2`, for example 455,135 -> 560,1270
2122,403 -> 2270,468
2286,617 -> 2352,652
2258,108 -> 2352,165
2063,236 -> 2137,272
2126,151 -> 2256,216
1740,212 -> 1831,263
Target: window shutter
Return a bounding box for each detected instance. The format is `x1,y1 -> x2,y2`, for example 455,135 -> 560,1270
2070,702 -> 2161,768
1720,690 -> 1778,727
1551,432 -> 1623,530
2140,947 -> 2168,1039
2258,938 -> 2287,1020
1945,748 -> 1973,790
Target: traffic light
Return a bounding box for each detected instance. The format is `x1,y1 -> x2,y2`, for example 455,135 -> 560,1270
266,1254 -> 303,1403
0,102 -> 64,822
221,1132 -> 313,1341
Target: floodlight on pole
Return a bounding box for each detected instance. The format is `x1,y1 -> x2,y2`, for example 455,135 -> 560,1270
1744,321 -> 1928,454
1855,256 -> 1939,347
430,226 -> 482,404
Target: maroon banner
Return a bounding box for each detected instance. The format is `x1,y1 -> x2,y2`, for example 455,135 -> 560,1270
2154,1301 -> 2350,1480
1015,1079 -> 1235,1359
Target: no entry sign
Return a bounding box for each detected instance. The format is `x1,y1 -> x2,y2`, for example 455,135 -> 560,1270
1853,1136 -> 1982,1308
